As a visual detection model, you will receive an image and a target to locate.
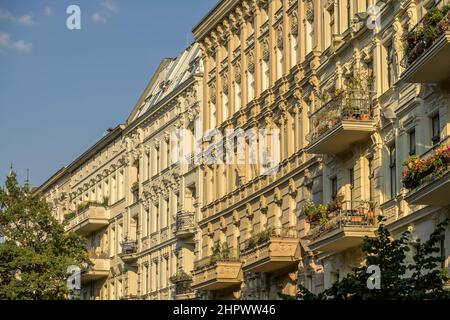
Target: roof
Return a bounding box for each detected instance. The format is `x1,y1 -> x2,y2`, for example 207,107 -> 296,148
127,43 -> 203,123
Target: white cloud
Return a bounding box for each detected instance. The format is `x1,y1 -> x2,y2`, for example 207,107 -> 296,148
0,8 -> 34,27
17,15 -> 34,26
0,31 -> 32,54
91,13 -> 107,24
101,0 -> 119,14
0,31 -> 11,46
13,40 -> 32,53
44,7 -> 54,17
91,0 -> 119,24
0,8 -> 14,22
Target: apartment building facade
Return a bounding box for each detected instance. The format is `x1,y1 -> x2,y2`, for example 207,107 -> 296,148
191,0 -> 450,299
38,0 -> 450,300
39,43 -> 204,300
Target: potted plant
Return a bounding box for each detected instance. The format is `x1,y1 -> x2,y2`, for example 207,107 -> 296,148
328,195 -> 344,212
131,181 -> 139,193
102,196 -> 110,207
169,269 -> 192,284
64,211 -> 76,222
303,201 -> 319,223
318,204 -> 329,226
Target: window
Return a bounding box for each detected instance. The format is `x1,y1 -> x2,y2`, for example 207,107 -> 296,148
387,43 -> 397,87
409,129 -> 416,155
210,101 -> 216,128
262,59 -> 269,91
322,10 -> 327,49
110,227 -> 115,256
389,145 -> 397,199
166,141 -> 171,168
118,170 -> 124,200
307,275 -> 313,292
155,262 -> 159,290
235,168 -> 241,187
155,204 -> 160,232
165,258 -> 169,287
368,158 -> 374,202
331,176 -> 338,201
148,151 -> 152,177
234,82 -> 241,112
144,264 -> 149,294
306,19 -> 313,54
222,91 -> 229,120
349,168 -> 354,202
156,148 -> 160,173
222,166 -> 227,197
111,175 -> 116,203
165,198 -> 169,228
290,34 -> 298,67
337,0 -> 341,32
346,0 -> 351,30
247,71 -> 255,102
276,47 -> 283,79
330,10 -> 335,37
431,114 -> 440,145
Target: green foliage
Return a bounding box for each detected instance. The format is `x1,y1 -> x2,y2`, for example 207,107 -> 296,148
405,5 -> 450,64
402,145 -> 450,189
302,196 -> 344,225
211,242 -> 231,260
169,269 -> 192,284
131,181 -> 139,193
289,217 -> 450,300
102,196 -> 110,207
245,228 -> 274,250
194,242 -> 234,269
0,172 -> 90,300
63,211 -> 76,222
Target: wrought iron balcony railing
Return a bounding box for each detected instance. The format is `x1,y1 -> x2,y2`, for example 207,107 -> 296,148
307,200 -> 376,241
403,2 -> 450,68
402,135 -> 450,189
193,249 -> 240,271
121,241 -> 137,254
307,90 -> 373,145
241,226 -> 298,254
175,279 -> 193,295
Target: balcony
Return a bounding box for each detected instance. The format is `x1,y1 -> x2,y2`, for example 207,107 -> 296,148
169,270 -> 195,299
306,90 -> 375,155
240,227 -> 299,273
82,255 -> 110,282
120,241 -> 138,263
174,211 -> 195,239
402,5 -> 450,83
305,200 -> 377,253
172,277 -> 195,300
65,202 -> 109,235
192,256 -> 242,291
403,137 -> 450,206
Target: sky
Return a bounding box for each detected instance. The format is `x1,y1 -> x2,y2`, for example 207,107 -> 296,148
0,0 -> 218,187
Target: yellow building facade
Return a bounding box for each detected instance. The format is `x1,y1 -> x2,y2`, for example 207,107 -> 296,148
39,0 -> 450,299
191,0 -> 450,298
39,44 -> 204,300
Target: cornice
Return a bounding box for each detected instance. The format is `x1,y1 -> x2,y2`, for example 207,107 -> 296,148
193,0 -> 242,42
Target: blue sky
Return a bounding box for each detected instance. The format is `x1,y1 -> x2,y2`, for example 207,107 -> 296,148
0,0 -> 217,186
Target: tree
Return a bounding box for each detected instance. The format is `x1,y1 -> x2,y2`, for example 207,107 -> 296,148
0,171 -> 90,300
291,217 -> 450,300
